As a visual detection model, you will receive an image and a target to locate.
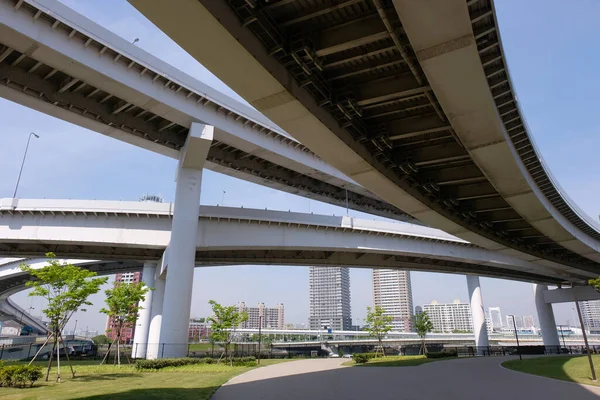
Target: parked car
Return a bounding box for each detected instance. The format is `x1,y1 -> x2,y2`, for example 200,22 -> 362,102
329,354 -> 340,358
342,354 -> 352,358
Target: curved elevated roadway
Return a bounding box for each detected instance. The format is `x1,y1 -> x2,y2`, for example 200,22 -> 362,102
0,0 -> 412,222
0,198 -> 575,286
130,0 -> 600,282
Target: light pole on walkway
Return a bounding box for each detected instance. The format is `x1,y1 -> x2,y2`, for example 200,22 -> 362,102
13,132 -> 40,199
508,315 -> 521,360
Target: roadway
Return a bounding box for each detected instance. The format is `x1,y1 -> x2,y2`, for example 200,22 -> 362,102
0,198 -> 575,283
212,357 -> 600,400
130,0 -> 600,280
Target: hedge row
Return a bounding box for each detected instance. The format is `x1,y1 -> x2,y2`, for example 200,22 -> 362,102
0,364 -> 43,388
426,350 -> 458,359
351,353 -> 382,364
135,356 -> 256,370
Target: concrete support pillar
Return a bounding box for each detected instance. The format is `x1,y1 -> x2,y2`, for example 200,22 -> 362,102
146,274 -> 165,359
533,284 -> 560,347
158,123 -> 213,358
466,275 -> 489,353
131,262 -> 156,359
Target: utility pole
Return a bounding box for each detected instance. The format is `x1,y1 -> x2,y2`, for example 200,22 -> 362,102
13,132 -> 40,199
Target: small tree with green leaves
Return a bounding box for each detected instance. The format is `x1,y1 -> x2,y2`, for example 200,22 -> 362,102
414,311 -> 434,355
100,281 -> 150,366
589,278 -> 600,292
365,306 -> 393,357
207,300 -> 248,365
20,253 -> 108,382
92,334 -> 110,346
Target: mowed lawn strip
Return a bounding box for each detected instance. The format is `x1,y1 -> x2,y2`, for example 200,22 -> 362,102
502,355 -> 600,386
1,359 -> 290,400
343,355 -> 456,367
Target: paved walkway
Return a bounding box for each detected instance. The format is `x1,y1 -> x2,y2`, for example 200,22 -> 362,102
212,357 -> 600,400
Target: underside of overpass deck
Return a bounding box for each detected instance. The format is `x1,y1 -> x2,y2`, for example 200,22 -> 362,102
129,0 -> 600,279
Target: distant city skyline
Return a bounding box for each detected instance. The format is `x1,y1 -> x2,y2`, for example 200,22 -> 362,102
4,0 -> 600,333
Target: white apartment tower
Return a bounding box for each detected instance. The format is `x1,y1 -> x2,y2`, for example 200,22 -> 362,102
579,300 -> 600,329
372,269 -> 414,331
309,267 -> 351,331
423,300 -> 474,333
237,302 -> 284,329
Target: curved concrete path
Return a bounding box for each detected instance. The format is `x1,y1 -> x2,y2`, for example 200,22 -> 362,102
212,357 -> 600,400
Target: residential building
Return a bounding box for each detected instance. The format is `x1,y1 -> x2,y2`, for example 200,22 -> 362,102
188,319 -> 210,341
523,315 -> 535,328
105,272 -> 142,344
423,300 -> 473,333
488,307 -> 503,330
309,267 -> 351,331
237,302 -> 285,329
506,315 -> 526,329
579,300 -> 600,329
372,269 -> 414,331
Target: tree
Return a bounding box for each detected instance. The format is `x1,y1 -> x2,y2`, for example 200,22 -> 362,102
20,253 -> 108,382
589,277 -> 600,292
414,311 -> 434,355
92,334 -> 110,346
365,306 -> 393,357
100,281 -> 151,366
207,300 -> 248,365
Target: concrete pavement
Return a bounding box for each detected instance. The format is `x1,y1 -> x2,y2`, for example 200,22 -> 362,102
212,357 -> 600,400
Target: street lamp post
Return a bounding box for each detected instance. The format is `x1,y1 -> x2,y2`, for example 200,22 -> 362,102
18,307 -> 35,335
508,315 -> 522,360
13,132 -> 40,199
257,315 -> 262,365
558,325 -> 567,350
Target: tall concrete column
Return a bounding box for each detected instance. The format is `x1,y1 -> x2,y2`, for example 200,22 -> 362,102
466,275 -> 489,353
131,262 -> 156,359
533,284 -> 560,347
146,274 -> 165,359
158,123 -> 213,358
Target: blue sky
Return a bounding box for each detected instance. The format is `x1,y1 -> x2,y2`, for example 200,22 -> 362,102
5,0 -> 600,332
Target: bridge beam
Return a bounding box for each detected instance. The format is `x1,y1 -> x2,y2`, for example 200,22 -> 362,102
158,123 -> 213,358
533,284 -> 560,347
131,262 -> 156,359
466,275 -> 489,353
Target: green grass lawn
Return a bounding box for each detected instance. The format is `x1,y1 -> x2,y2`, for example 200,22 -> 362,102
343,355 -> 454,367
502,355 -> 600,386
1,359 -> 289,399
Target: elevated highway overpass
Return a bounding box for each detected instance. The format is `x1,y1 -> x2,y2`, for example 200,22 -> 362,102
130,0 -> 600,280
1,198 -> 594,356
0,198 -> 565,282
0,0 -> 413,222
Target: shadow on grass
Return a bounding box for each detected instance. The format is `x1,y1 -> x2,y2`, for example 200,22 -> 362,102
73,386 -> 220,400
71,373 -> 142,382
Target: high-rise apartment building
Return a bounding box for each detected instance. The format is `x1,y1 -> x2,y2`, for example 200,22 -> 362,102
237,302 -> 285,329
487,307 -> 503,330
308,267 -> 351,331
105,272 -> 142,344
372,269 -> 413,331
423,300 -> 473,333
579,300 -> 600,329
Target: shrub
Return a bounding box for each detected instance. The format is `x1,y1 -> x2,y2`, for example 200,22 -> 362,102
135,356 -> 256,370
426,350 -> 457,359
0,365 -> 43,388
351,353 -> 381,364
